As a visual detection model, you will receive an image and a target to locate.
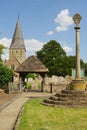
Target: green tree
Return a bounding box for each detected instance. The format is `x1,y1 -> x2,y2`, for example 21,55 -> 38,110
26,73 -> 36,80
0,44 -> 6,62
36,40 -> 87,77
85,63 -> 87,76
80,59 -> 87,76
64,56 -> 76,75
36,40 -> 66,76
80,59 -> 85,68
0,63 -> 13,90
66,56 -> 86,76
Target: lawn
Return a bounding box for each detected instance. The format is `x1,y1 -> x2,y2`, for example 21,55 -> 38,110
18,98 -> 87,130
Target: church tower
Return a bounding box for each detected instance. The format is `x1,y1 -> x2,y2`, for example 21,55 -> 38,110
9,17 -> 26,63
6,18 -> 26,82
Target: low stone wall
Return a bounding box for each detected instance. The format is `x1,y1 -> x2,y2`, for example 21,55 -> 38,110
44,84 -> 67,93
24,75 -> 71,92
8,83 -> 22,93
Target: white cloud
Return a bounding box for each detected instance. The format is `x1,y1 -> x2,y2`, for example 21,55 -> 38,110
47,31 -> 54,35
62,45 -> 73,54
0,37 -> 11,48
54,9 -> 73,32
25,39 -> 45,57
25,39 -> 44,51
0,37 -> 11,60
0,37 -> 45,60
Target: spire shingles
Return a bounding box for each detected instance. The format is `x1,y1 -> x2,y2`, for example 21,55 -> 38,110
9,18 -> 26,51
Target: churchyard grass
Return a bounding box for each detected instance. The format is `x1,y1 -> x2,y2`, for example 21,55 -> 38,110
18,98 -> 87,130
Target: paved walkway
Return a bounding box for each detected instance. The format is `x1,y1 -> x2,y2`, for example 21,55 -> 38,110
0,92 -> 51,130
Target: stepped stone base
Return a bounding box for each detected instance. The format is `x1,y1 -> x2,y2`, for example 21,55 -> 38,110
42,89 -> 87,108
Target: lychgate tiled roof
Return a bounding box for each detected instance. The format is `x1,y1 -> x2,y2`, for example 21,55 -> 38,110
16,55 -> 49,73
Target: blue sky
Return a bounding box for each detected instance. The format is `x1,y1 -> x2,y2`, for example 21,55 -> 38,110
0,0 -> 87,62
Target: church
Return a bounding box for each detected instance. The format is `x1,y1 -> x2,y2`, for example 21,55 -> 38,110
6,18 -> 26,82
5,18 -> 49,87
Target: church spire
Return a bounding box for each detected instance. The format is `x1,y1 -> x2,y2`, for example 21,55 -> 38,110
9,17 -> 26,51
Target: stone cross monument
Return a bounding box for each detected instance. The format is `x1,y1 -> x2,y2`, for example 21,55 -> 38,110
70,13 -> 86,91
73,13 -> 82,78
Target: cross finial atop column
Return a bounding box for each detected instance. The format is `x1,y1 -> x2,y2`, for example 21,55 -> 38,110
73,13 -> 82,27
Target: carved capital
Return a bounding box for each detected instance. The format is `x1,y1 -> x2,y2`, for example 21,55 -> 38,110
73,13 -> 82,27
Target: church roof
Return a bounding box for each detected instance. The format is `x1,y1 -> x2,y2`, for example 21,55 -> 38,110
9,18 -> 26,51
16,55 -> 49,73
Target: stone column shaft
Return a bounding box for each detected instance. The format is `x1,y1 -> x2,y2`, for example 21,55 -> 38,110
75,27 -> 80,78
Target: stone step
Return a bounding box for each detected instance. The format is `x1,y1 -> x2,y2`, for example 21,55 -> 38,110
43,99 -> 72,105
61,90 -> 85,94
55,92 -> 87,98
49,96 -> 68,101
42,90 -> 87,108
50,95 -> 87,102
42,101 -> 87,108
43,98 -> 87,106
41,102 -> 55,107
